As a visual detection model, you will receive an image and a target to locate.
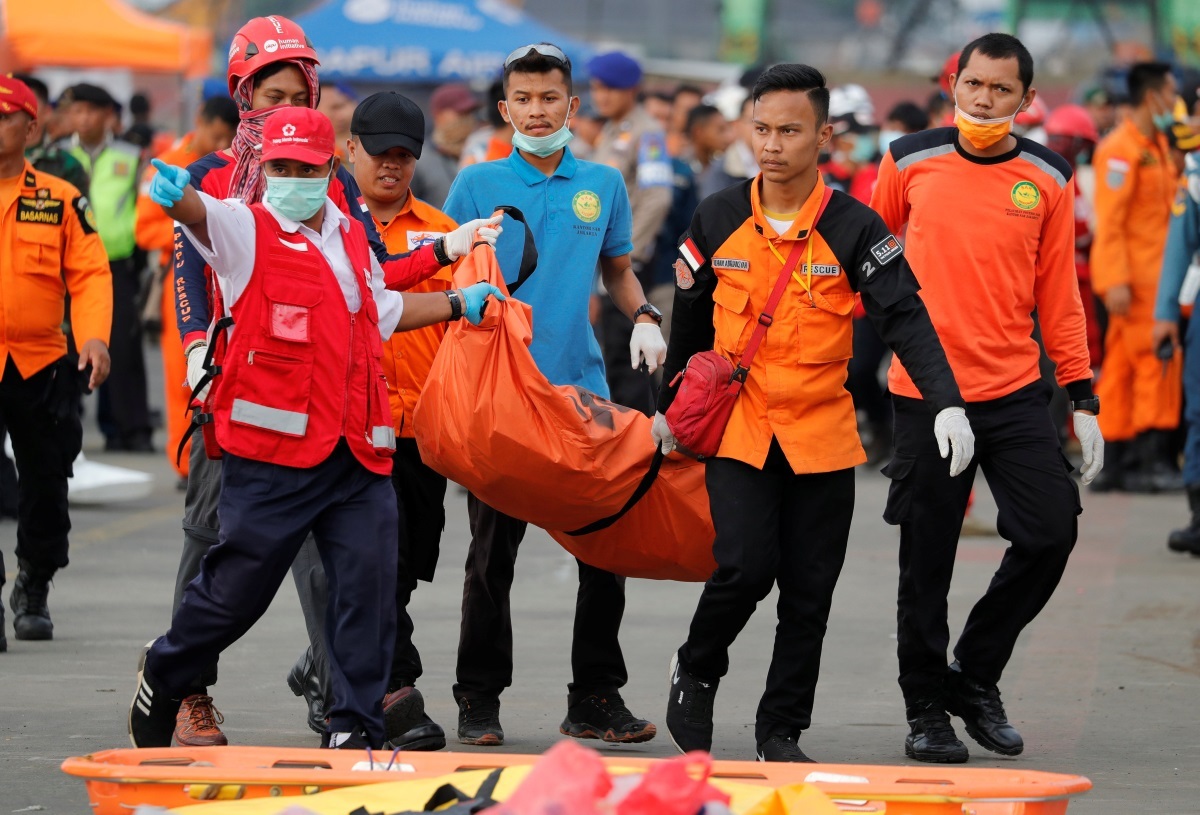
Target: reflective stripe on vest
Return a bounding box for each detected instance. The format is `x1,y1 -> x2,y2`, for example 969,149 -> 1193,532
231,398 -> 309,436
371,425 -> 396,451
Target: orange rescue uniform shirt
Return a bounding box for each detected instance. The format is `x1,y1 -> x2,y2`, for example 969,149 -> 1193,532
871,128 -> 1092,401
371,194 -> 456,437
1089,118 -> 1177,321
0,163 -> 111,378
136,134 -> 201,266
663,176 -> 960,474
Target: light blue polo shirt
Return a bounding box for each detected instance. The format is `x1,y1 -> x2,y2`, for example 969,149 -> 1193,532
444,146 -> 633,397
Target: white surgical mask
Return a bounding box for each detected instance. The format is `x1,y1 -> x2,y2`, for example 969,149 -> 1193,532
878,128 -> 905,155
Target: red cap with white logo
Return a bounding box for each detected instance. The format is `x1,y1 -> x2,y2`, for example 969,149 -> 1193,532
261,107 -> 335,165
0,75 -> 39,120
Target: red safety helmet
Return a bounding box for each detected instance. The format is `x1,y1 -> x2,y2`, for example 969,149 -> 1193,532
934,52 -> 960,97
226,15 -> 319,99
1044,103 -> 1100,143
1015,96 -> 1047,128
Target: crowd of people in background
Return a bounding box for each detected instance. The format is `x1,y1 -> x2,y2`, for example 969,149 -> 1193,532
5,13 -> 1200,765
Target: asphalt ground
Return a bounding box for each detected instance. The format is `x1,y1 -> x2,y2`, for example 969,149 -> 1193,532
1,351 -> 1198,813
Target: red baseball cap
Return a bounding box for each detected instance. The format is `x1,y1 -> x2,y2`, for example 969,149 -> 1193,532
261,107 -> 335,165
0,75 -> 39,120
933,52 -> 960,97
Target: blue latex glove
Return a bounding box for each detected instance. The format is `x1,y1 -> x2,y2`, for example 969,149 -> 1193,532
460,282 -> 506,325
149,158 -> 191,207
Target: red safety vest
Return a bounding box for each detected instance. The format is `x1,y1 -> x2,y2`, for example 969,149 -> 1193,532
210,205 -> 396,475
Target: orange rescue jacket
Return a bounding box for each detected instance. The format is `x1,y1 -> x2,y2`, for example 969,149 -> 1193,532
0,162 -> 111,379
372,195 -> 456,437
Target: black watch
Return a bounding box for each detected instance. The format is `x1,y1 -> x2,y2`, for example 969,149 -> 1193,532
634,302 -> 663,324
1072,396 -> 1100,415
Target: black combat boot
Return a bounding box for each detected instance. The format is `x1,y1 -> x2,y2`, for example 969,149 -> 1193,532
1168,484 -> 1200,554
9,562 -> 54,641
1088,440 -> 1128,492
1127,431 -> 1184,494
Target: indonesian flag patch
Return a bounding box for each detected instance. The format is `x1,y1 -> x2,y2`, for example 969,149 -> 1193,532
678,236 -> 705,272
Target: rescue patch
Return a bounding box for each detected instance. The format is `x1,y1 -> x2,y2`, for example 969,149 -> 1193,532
572,190 -> 601,223
674,257 -> 695,290
18,196 -> 63,225
73,195 -> 97,234
809,264 -> 841,276
1010,180 -> 1040,211
712,257 -> 750,271
1106,157 -> 1129,190
406,230 -> 444,251
869,235 -> 902,266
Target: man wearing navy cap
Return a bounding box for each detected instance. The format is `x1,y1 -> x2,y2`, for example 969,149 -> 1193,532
588,51 -> 673,413
61,82 -> 154,453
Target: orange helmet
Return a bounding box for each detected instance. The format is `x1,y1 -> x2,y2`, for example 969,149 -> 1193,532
226,15 -> 319,99
1044,104 -> 1099,143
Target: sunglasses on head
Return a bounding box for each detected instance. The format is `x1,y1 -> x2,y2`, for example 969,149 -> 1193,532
505,44 -> 569,69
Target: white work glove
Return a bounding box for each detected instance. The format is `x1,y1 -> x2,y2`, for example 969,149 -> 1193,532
186,341 -> 211,401
630,322 -> 667,374
651,411 -> 677,454
443,215 -> 503,260
933,406 -> 975,478
1073,410 -> 1105,486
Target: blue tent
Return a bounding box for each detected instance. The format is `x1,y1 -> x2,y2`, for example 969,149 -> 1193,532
295,0 -> 594,83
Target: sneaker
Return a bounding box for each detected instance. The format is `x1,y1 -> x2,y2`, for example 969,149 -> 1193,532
326,730 -> 369,749
129,665 -> 183,748
944,662 -> 1024,756
383,686 -> 446,751
560,694 -> 657,744
756,734 -> 816,763
456,697 -> 503,746
10,570 -> 53,641
904,698 -> 969,763
174,694 -> 228,747
665,650 -> 719,753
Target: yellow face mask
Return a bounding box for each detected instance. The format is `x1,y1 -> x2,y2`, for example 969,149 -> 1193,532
954,94 -> 1026,150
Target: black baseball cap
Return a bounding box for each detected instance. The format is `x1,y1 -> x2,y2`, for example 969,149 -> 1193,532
351,91 -> 424,159
59,83 -> 118,110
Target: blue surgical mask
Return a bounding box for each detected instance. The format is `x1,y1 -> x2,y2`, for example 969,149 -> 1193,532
850,133 -> 877,163
512,119 -> 575,158
1153,111 -> 1175,132
265,170 -> 332,222
878,128 -> 904,156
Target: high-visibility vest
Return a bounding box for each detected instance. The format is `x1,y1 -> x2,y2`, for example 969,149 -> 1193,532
211,205 -> 395,474
68,139 -> 140,261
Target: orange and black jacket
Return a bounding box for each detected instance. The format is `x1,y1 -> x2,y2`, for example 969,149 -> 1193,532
658,177 -> 962,473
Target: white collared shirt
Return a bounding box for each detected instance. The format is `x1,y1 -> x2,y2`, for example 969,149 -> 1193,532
180,192 -> 404,338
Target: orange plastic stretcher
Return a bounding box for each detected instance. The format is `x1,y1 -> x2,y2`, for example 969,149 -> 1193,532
62,746 -> 1092,815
